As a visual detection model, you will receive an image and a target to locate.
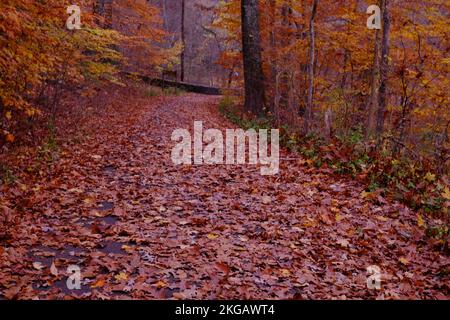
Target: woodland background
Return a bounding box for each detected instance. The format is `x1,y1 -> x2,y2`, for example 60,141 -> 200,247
0,1 -> 449,247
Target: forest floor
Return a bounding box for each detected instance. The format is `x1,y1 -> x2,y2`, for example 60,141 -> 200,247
0,90 -> 448,300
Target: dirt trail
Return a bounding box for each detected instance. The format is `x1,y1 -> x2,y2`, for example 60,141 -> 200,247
0,93 -> 448,299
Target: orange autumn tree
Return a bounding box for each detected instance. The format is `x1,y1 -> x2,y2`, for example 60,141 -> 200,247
0,0 -> 172,145
213,0 -> 448,164
111,0 -> 181,77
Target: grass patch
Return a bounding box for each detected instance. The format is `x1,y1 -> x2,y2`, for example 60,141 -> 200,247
145,86 -> 161,98
163,87 -> 186,96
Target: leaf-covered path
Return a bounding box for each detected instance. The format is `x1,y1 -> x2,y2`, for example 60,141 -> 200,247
1,93 -> 448,299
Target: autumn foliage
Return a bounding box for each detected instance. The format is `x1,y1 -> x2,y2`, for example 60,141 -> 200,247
214,0 -> 449,160
0,0 -> 449,300
213,0 -> 449,219
0,0 -> 177,146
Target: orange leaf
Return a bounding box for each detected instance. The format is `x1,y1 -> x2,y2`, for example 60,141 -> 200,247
6,133 -> 15,143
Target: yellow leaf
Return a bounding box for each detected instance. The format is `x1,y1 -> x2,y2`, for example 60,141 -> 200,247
335,213 -> 344,222
442,187 -> 450,200
5,111 -> 12,120
25,108 -> 35,117
83,197 -> 94,204
121,245 -> 133,253
361,191 -> 373,199
399,257 -> 410,265
302,218 -> 317,228
417,214 -> 425,228
207,233 -> 219,240
424,172 -> 436,183
154,280 -> 167,288
114,272 -> 128,282
280,269 -> 291,277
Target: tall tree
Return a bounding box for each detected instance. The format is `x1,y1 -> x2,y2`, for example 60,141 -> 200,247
94,0 -> 113,28
376,0 -> 391,140
304,0 -> 318,134
241,0 -> 266,116
180,0 -> 186,82
366,27 -> 381,140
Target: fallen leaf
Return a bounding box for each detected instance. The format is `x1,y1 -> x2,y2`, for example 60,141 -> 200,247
32,262 -> 44,271
154,280 -> 167,288
337,239 -> 349,248
173,292 -> 187,299
6,133 -> 15,143
417,214 -> 425,228
114,272 -> 128,282
91,279 -> 106,288
442,187 -> 450,200
280,269 -> 291,277
423,172 -> 435,182
399,257 -> 410,265
215,262 -> 230,275
262,196 -> 272,205
50,262 -> 58,276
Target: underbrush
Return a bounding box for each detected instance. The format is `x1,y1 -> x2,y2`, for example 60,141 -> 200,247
144,85 -> 186,97
219,96 -> 449,251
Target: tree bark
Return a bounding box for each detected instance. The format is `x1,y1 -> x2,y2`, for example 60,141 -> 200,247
94,0 -> 113,29
180,0 -> 186,82
376,0 -> 390,140
366,28 -> 380,140
304,0 -> 318,134
241,0 -> 266,116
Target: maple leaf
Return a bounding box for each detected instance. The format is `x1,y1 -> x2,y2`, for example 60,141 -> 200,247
423,172 -> 436,183
114,272 -> 128,282
5,134 -> 15,143
154,280 -> 167,289
442,187 -> 450,200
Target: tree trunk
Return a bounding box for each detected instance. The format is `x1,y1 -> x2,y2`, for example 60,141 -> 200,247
376,0 -> 390,140
268,0 -> 278,114
304,0 -> 318,134
180,0 -> 186,82
94,0 -> 113,28
366,28 -> 380,140
241,0 -> 266,116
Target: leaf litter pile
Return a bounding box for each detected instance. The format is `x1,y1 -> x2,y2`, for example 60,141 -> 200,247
0,92 -> 448,300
